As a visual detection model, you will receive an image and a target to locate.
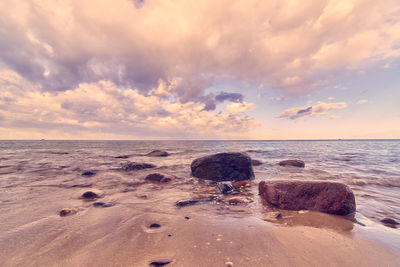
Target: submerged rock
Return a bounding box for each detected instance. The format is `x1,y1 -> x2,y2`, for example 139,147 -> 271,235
191,152 -> 254,182
278,159 -> 305,168
82,171 -> 96,176
81,191 -> 100,200
146,150 -> 169,157
381,218 -> 399,225
259,181 -> 356,215
145,173 -> 172,183
251,159 -> 263,166
115,155 -> 130,159
93,201 -> 114,207
175,200 -> 199,207
59,208 -> 77,217
121,162 -> 156,171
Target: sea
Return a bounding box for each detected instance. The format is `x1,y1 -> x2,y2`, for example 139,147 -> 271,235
1,139 -> 399,226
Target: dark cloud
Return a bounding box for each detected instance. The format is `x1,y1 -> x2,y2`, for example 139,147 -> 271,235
215,92 -> 244,103
297,106 -> 312,115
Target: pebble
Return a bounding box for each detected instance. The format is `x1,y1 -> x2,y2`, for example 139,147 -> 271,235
149,260 -> 171,266
59,208 -> 77,217
81,191 -> 99,200
381,218 -> 399,225
93,202 -> 115,207
149,223 -> 161,228
225,261 -> 234,266
175,200 -> 199,207
82,171 -> 96,177
184,216 -> 190,220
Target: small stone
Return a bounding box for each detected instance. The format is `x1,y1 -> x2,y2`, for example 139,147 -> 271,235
59,208 -> 77,217
145,173 -> 172,183
168,234 -> 172,237
149,223 -> 161,228
149,260 -> 171,266
232,180 -> 248,189
381,218 -> 399,225
228,198 -> 244,205
146,150 -> 169,157
93,202 -> 114,207
121,162 -> 156,171
278,160 -> 305,168
225,261 -> 234,266
185,216 -> 190,220
216,182 -> 233,195
175,200 -> 199,207
81,191 -> 99,200
82,171 -> 96,177
115,155 -> 130,159
274,212 -> 282,219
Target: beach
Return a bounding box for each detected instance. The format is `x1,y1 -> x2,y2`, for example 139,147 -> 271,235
1,140 -> 400,266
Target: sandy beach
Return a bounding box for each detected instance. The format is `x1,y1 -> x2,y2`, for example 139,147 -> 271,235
1,164 -> 399,267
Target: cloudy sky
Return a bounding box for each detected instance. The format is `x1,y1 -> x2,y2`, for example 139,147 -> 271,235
0,0 -> 399,139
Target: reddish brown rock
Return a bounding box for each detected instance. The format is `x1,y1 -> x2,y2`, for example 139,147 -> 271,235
278,159 -> 305,168
259,181 -> 356,215
145,173 -> 172,183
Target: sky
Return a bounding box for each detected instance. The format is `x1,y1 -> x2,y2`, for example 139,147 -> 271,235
0,0 -> 399,140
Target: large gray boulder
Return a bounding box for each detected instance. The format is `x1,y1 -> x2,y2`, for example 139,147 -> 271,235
259,181 -> 356,215
191,152 -> 254,182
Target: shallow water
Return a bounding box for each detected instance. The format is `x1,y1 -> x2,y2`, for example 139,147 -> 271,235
1,140 -> 399,224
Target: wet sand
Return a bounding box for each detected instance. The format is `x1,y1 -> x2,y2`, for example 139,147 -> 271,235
1,168 -> 400,267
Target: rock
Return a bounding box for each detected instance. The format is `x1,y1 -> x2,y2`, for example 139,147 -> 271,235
93,201 -> 115,207
381,218 -> 399,225
185,216 -> 190,220
228,198 -> 244,205
81,191 -> 99,200
59,208 -> 77,217
216,182 -> 234,195
259,181 -> 356,215
149,260 -> 171,266
278,159 -> 305,168
115,155 -> 130,159
149,223 -> 161,228
145,173 -> 172,183
190,152 -> 254,182
175,200 -> 199,207
146,150 -> 169,157
274,212 -> 282,219
232,180 -> 248,189
121,162 -> 156,171
82,171 -> 96,176
251,159 -> 263,166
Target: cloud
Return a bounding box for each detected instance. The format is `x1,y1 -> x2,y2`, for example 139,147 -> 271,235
0,70 -> 256,139
278,101 -> 347,120
357,99 -> 368,104
215,92 -> 244,103
0,0 -> 399,98
226,102 -> 254,114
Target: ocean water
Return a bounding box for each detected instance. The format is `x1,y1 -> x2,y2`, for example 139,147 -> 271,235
1,139 -> 399,225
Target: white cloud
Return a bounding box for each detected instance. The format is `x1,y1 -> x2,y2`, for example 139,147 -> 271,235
226,102 -> 254,114
357,99 -> 368,104
277,101 -> 347,120
0,70 -> 257,139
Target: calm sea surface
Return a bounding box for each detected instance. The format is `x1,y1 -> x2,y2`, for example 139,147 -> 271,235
1,140 -> 399,224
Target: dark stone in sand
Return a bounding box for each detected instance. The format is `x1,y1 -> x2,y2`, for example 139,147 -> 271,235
168,234 -> 172,237
274,212 -> 282,219
82,171 -> 96,176
175,200 -> 199,207
145,173 -> 172,183
115,155 -> 130,159
149,223 -> 161,228
259,181 -> 356,215
191,152 -> 254,182
81,191 -> 99,200
59,208 -> 77,217
215,182 -> 233,195
251,159 -> 263,166
93,202 -> 114,207
381,218 -> 399,225
68,183 -> 92,188
146,150 -> 169,157
185,216 -> 190,220
121,162 -> 156,171
278,159 -> 305,168
149,260 -> 171,267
